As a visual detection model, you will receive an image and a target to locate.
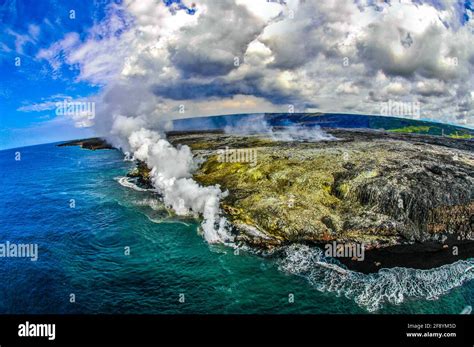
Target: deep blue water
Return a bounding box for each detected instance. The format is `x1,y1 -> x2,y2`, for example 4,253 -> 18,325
0,143 -> 473,314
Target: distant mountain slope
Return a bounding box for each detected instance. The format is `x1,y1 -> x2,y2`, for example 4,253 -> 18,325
172,113 -> 474,139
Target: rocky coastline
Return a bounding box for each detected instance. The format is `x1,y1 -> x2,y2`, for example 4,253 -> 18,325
57,137 -> 114,150
59,128 -> 474,273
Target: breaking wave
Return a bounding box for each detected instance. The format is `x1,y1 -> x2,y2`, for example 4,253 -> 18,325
278,244 -> 474,312
116,176 -> 150,192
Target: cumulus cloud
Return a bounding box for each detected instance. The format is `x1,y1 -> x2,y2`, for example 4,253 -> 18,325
35,0 -> 474,127
169,1 -> 265,77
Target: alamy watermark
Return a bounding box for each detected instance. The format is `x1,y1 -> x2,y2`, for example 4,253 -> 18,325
0,241 -> 38,261
55,99 -> 95,119
18,321 -> 55,340
324,241 -> 365,261
217,146 -> 258,166
380,99 -> 420,119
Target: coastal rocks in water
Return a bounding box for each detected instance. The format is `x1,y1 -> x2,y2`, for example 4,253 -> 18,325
126,160 -> 154,189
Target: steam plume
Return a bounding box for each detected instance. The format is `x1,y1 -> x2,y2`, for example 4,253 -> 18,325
105,114 -> 233,244
224,114 -> 337,142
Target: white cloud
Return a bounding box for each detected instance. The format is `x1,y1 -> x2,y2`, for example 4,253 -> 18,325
17,100 -> 58,112
17,94 -> 96,128
384,82 -> 409,96
415,80 -> 448,96
5,28 -> 37,55
336,82 -> 360,95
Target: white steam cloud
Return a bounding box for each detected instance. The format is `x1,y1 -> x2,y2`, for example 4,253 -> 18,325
224,114 -> 337,142
110,116 -> 233,244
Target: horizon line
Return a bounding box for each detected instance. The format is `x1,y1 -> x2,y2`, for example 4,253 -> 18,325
1,112 -> 472,152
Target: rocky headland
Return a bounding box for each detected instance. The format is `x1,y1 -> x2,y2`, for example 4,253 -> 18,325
57,137 -> 114,150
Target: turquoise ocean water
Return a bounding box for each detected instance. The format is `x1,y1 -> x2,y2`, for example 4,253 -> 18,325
0,143 -> 473,314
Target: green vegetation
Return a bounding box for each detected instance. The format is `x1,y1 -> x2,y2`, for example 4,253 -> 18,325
369,116 -> 473,138
448,132 -> 474,139
387,126 -> 473,138
388,125 -> 431,134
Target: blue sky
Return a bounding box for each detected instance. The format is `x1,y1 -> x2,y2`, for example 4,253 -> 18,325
0,0 -> 113,149
0,0 -> 194,150
0,0 -> 473,150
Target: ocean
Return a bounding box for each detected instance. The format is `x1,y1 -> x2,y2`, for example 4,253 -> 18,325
0,142 -> 473,314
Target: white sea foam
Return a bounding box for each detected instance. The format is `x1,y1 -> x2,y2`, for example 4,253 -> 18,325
116,176 -> 150,192
278,244 -> 474,312
132,198 -> 165,211
144,214 -> 190,226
